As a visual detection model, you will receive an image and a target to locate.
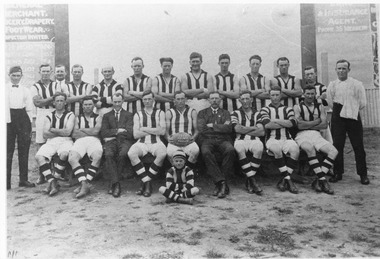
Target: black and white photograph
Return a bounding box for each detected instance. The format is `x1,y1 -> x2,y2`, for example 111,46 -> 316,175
3,2 -> 380,258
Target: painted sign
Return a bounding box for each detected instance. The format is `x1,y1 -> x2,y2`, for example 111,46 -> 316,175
315,4 -> 370,33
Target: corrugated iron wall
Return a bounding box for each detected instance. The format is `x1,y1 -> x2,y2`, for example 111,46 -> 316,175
362,88 -> 380,127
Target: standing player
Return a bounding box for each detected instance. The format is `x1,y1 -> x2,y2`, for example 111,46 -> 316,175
152,57 -> 181,112
260,86 -> 299,194
7,66 -> 35,189
128,90 -> 167,197
181,52 -> 214,112
165,91 -> 199,168
304,66 -> 327,106
214,54 -> 240,112
231,91 -> 265,195
294,86 -> 337,194
32,64 -> 61,146
54,64 -> 68,90
35,92 -> 75,196
270,57 -> 303,107
68,96 -> 103,198
92,65 -> 123,116
123,57 -> 152,114
240,55 -> 270,111
61,64 -> 93,116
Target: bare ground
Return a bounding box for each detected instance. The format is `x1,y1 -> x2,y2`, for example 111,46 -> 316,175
7,129 -> 380,259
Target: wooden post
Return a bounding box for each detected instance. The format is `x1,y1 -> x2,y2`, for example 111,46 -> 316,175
320,52 -> 329,86
300,4 -> 317,82
94,68 -> 99,85
54,5 -> 70,82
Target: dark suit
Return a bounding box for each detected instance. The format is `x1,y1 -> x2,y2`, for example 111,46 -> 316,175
197,107 -> 236,183
100,109 -> 134,184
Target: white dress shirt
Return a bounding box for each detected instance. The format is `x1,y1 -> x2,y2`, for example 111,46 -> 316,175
8,83 -> 34,122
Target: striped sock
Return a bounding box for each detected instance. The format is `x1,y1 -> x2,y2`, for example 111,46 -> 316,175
87,165 -> 98,181
286,157 -> 298,175
54,159 -> 66,176
239,158 -> 253,178
250,156 -> 262,177
133,162 -> 150,182
308,156 -> 324,179
73,166 -> 86,182
321,156 -> 335,175
159,187 -> 179,201
274,157 -> 289,178
40,163 -> 53,182
147,162 -> 160,180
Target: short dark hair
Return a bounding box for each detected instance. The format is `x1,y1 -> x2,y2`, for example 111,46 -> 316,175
208,91 -> 220,98
304,65 -> 316,72
269,85 -> 282,93
53,92 -> 67,101
159,57 -> 174,65
131,57 -> 144,65
142,89 -> 154,98
82,96 -> 95,103
277,57 -> 289,65
39,64 -> 52,71
55,64 -> 66,70
218,54 -> 230,62
249,55 -> 262,63
71,64 -> 84,72
303,85 -> 316,93
240,90 -> 252,98
336,59 -> 350,69
189,52 -> 202,61
9,66 -> 22,75
174,91 -> 186,98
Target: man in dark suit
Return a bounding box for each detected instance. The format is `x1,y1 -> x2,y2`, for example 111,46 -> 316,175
197,91 -> 236,198
100,93 -> 134,197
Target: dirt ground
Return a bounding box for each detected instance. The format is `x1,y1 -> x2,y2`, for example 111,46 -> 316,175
7,128 -> 380,259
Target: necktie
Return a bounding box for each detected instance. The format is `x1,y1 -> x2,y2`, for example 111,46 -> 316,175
115,111 -> 119,122
12,85 -> 19,88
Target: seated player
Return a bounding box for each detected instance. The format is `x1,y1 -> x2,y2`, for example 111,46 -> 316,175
294,85 -> 337,194
159,150 -> 199,205
35,92 -> 75,196
68,96 -> 103,198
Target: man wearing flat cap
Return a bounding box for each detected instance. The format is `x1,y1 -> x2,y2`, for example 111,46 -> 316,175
7,66 -> 35,189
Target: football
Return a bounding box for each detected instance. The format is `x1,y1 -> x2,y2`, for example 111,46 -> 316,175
170,132 -> 193,147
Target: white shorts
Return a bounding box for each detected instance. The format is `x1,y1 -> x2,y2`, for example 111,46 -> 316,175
70,136 -> 103,159
186,99 -> 210,112
295,130 -> 330,151
35,107 -> 55,144
234,139 -> 263,154
130,142 -> 167,157
266,138 -> 298,156
36,137 -> 73,161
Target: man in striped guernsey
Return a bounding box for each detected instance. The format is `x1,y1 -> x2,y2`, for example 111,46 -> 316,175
270,57 -> 302,108
260,86 -> 299,194
54,64 -> 68,90
61,64 -> 93,116
304,66 -> 328,106
123,57 -> 152,114
92,65 -> 123,116
128,90 -> 167,197
215,54 -> 240,112
159,150 -> 199,205
181,52 -> 214,112
100,93 -> 135,198
294,86 -> 337,194
68,96 -> 103,198
231,90 -> 265,195
198,91 -> 236,199
35,92 -> 75,196
240,55 -> 270,111
32,64 -> 61,146
165,91 -> 199,167
152,57 -> 180,112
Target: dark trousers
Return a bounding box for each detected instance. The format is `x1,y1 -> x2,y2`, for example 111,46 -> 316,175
7,109 -> 32,187
201,138 -> 236,184
104,139 -> 134,184
331,103 -> 367,176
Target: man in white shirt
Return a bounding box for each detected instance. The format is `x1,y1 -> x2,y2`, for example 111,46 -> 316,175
7,66 -> 35,189
326,59 -> 369,185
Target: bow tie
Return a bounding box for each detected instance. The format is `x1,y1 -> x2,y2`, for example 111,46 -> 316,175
12,85 -> 19,88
